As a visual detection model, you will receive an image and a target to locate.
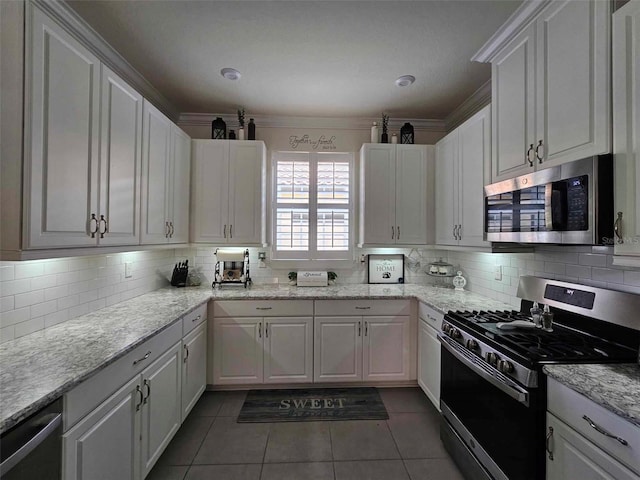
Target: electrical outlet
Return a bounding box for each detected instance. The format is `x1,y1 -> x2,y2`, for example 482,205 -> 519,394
125,262 -> 133,278
494,265 -> 502,281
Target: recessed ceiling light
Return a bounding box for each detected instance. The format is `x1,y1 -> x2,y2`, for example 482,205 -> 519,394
395,75 -> 415,87
221,68 -> 241,81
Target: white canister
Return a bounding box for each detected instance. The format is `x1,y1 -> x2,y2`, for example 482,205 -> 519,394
238,127 -> 245,140
391,133 -> 398,144
371,122 -> 379,143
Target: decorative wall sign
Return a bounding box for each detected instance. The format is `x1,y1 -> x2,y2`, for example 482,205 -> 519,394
368,254 -> 405,284
288,134 -> 338,151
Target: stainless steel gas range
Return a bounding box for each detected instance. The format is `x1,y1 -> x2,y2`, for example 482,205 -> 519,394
438,276 -> 640,480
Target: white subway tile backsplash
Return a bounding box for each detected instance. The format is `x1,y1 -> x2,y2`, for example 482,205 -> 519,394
44,309 -> 69,328
14,262 -> 44,279
591,268 -> 624,284
624,270 -> 640,286
578,253 -> 607,267
1,279 -> 32,296
43,259 -> 69,275
0,265 -> 15,281
30,274 -> 58,290
14,290 -> 44,309
14,317 -> 44,337
44,285 -> 69,301
30,299 -> 58,318
0,296 -> 15,313
565,264 -> 591,279
1,325 -> 15,343
544,262 -> 566,275
0,307 -> 30,328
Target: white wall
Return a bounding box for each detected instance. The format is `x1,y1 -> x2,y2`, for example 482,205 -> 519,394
0,249 -> 185,343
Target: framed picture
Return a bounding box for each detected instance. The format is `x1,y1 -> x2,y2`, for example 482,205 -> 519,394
368,254 -> 405,284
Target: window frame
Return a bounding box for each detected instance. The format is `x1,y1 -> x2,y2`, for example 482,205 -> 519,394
271,150 -> 354,262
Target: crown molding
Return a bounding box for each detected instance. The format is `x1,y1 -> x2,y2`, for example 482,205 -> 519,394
471,0 -> 551,63
178,113 -> 447,132
444,80 -> 492,132
35,0 -> 179,121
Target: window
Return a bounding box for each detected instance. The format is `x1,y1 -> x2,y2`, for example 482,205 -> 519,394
272,151 -> 353,260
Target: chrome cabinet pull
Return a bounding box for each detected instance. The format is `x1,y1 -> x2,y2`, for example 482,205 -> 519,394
365,321 -> 368,336
582,415 -> 628,446
142,379 -> 151,405
89,213 -> 99,238
258,322 -> 262,338
133,350 -> 151,366
391,226 -> 395,240
165,221 -> 170,238
355,306 -> 371,310
256,307 -> 272,311
614,212 -> 623,244
135,385 -> 143,411
99,215 -> 108,238
265,322 -> 269,338
397,226 -> 400,240
223,224 -> 227,239
535,140 -> 544,164
526,144 -> 534,167
193,315 -> 201,322
452,225 -> 457,240
358,321 -> 361,336
458,224 -> 462,240
169,221 -> 174,238
230,224 -> 233,238
546,426 -> 554,460
183,344 -> 189,363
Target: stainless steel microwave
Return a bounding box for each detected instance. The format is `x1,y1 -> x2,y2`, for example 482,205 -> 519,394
484,156 -> 614,245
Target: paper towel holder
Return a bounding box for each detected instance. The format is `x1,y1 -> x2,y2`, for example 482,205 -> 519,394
213,248 -> 251,288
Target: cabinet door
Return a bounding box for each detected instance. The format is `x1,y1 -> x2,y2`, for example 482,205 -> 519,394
228,141 -> 265,244
546,414 -> 639,480
491,22 -> 536,182
264,316 -> 313,384
140,100 -> 171,244
458,105 -> 490,247
435,131 -> 459,246
362,316 -> 410,381
98,65 -> 143,246
169,125 -> 191,243
360,144 -> 396,245
63,376 -> 140,480
27,6 -> 100,248
181,322 -> 207,421
314,316 -> 362,382
536,0 -> 611,169
614,1 -> 640,257
191,140 -> 229,243
395,145 -> 428,245
140,342 -> 182,478
418,319 -> 441,411
213,317 -> 263,384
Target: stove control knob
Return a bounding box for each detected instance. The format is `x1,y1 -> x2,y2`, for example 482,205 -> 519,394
442,323 -> 451,334
498,360 -> 514,374
485,352 -> 498,365
450,328 -> 462,339
465,339 -> 479,351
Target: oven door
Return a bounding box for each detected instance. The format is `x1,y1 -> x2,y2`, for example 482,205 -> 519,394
439,335 -> 545,480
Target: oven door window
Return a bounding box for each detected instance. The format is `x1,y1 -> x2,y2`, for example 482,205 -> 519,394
440,347 -> 545,480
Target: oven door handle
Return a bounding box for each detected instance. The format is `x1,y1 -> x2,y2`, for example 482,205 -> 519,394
439,335 -> 529,406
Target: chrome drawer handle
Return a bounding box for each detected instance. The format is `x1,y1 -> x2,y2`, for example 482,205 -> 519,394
256,307 -> 272,310
135,385 -> 143,411
142,379 -> 151,405
355,306 -> 371,310
526,144 -> 534,167
192,315 -> 201,322
546,426 -> 554,460
133,351 -> 151,366
582,415 -> 628,446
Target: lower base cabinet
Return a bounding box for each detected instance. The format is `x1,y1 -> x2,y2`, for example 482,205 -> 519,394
181,322 -> 207,421
63,343 -> 182,480
417,303 -> 443,410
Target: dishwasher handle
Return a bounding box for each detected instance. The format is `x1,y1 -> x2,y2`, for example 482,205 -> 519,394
0,413 -> 61,476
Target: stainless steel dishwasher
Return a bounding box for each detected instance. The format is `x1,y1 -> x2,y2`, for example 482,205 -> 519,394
0,398 -> 62,479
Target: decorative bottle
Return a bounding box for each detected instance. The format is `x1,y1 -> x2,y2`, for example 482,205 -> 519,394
248,118 -> 256,140
391,133 -> 398,144
371,122 -> 379,143
238,127 -> 245,140
229,129 -> 236,140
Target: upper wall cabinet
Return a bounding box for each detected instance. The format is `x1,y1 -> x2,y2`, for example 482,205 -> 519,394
475,0 -> 612,183
613,1 -> 640,261
190,140 -> 266,245
359,144 -> 434,246
140,101 -> 191,245
26,6 -> 145,249
435,105 -> 491,247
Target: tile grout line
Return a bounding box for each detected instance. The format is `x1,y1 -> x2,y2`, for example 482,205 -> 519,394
385,412 -> 414,480
328,421 -> 336,480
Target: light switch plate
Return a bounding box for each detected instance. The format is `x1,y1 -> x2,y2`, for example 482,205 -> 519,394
494,265 -> 502,281
125,262 -> 133,278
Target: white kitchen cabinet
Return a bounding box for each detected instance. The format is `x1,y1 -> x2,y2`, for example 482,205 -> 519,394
417,302 -> 443,410
140,342 -> 182,478
359,144 -> 433,246
140,100 -> 190,244
26,5 -> 101,248
613,1 -> 640,260
479,0 -> 611,182
98,65 -> 144,246
435,105 -> 490,247
63,376 -> 141,480
181,322 -> 207,421
314,300 -> 411,383
212,301 -> 314,385
191,140 -> 266,245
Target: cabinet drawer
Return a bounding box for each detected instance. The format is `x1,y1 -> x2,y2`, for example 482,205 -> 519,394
547,377 -> 640,473
214,300 -> 313,317
418,302 -> 443,332
314,299 -> 410,316
64,320 -> 182,431
182,302 -> 207,336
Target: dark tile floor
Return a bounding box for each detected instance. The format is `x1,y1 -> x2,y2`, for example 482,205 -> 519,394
147,387 -> 465,480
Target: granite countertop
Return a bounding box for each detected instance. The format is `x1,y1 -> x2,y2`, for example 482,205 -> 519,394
543,364 -> 640,428
0,283 -> 511,434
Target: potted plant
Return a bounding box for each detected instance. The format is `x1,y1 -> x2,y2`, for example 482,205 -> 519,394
381,113 -> 389,143
237,108 -> 245,140
288,271 -> 297,285
328,271 -> 337,285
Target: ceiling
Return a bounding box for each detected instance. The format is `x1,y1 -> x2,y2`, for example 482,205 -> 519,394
66,0 -> 522,120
